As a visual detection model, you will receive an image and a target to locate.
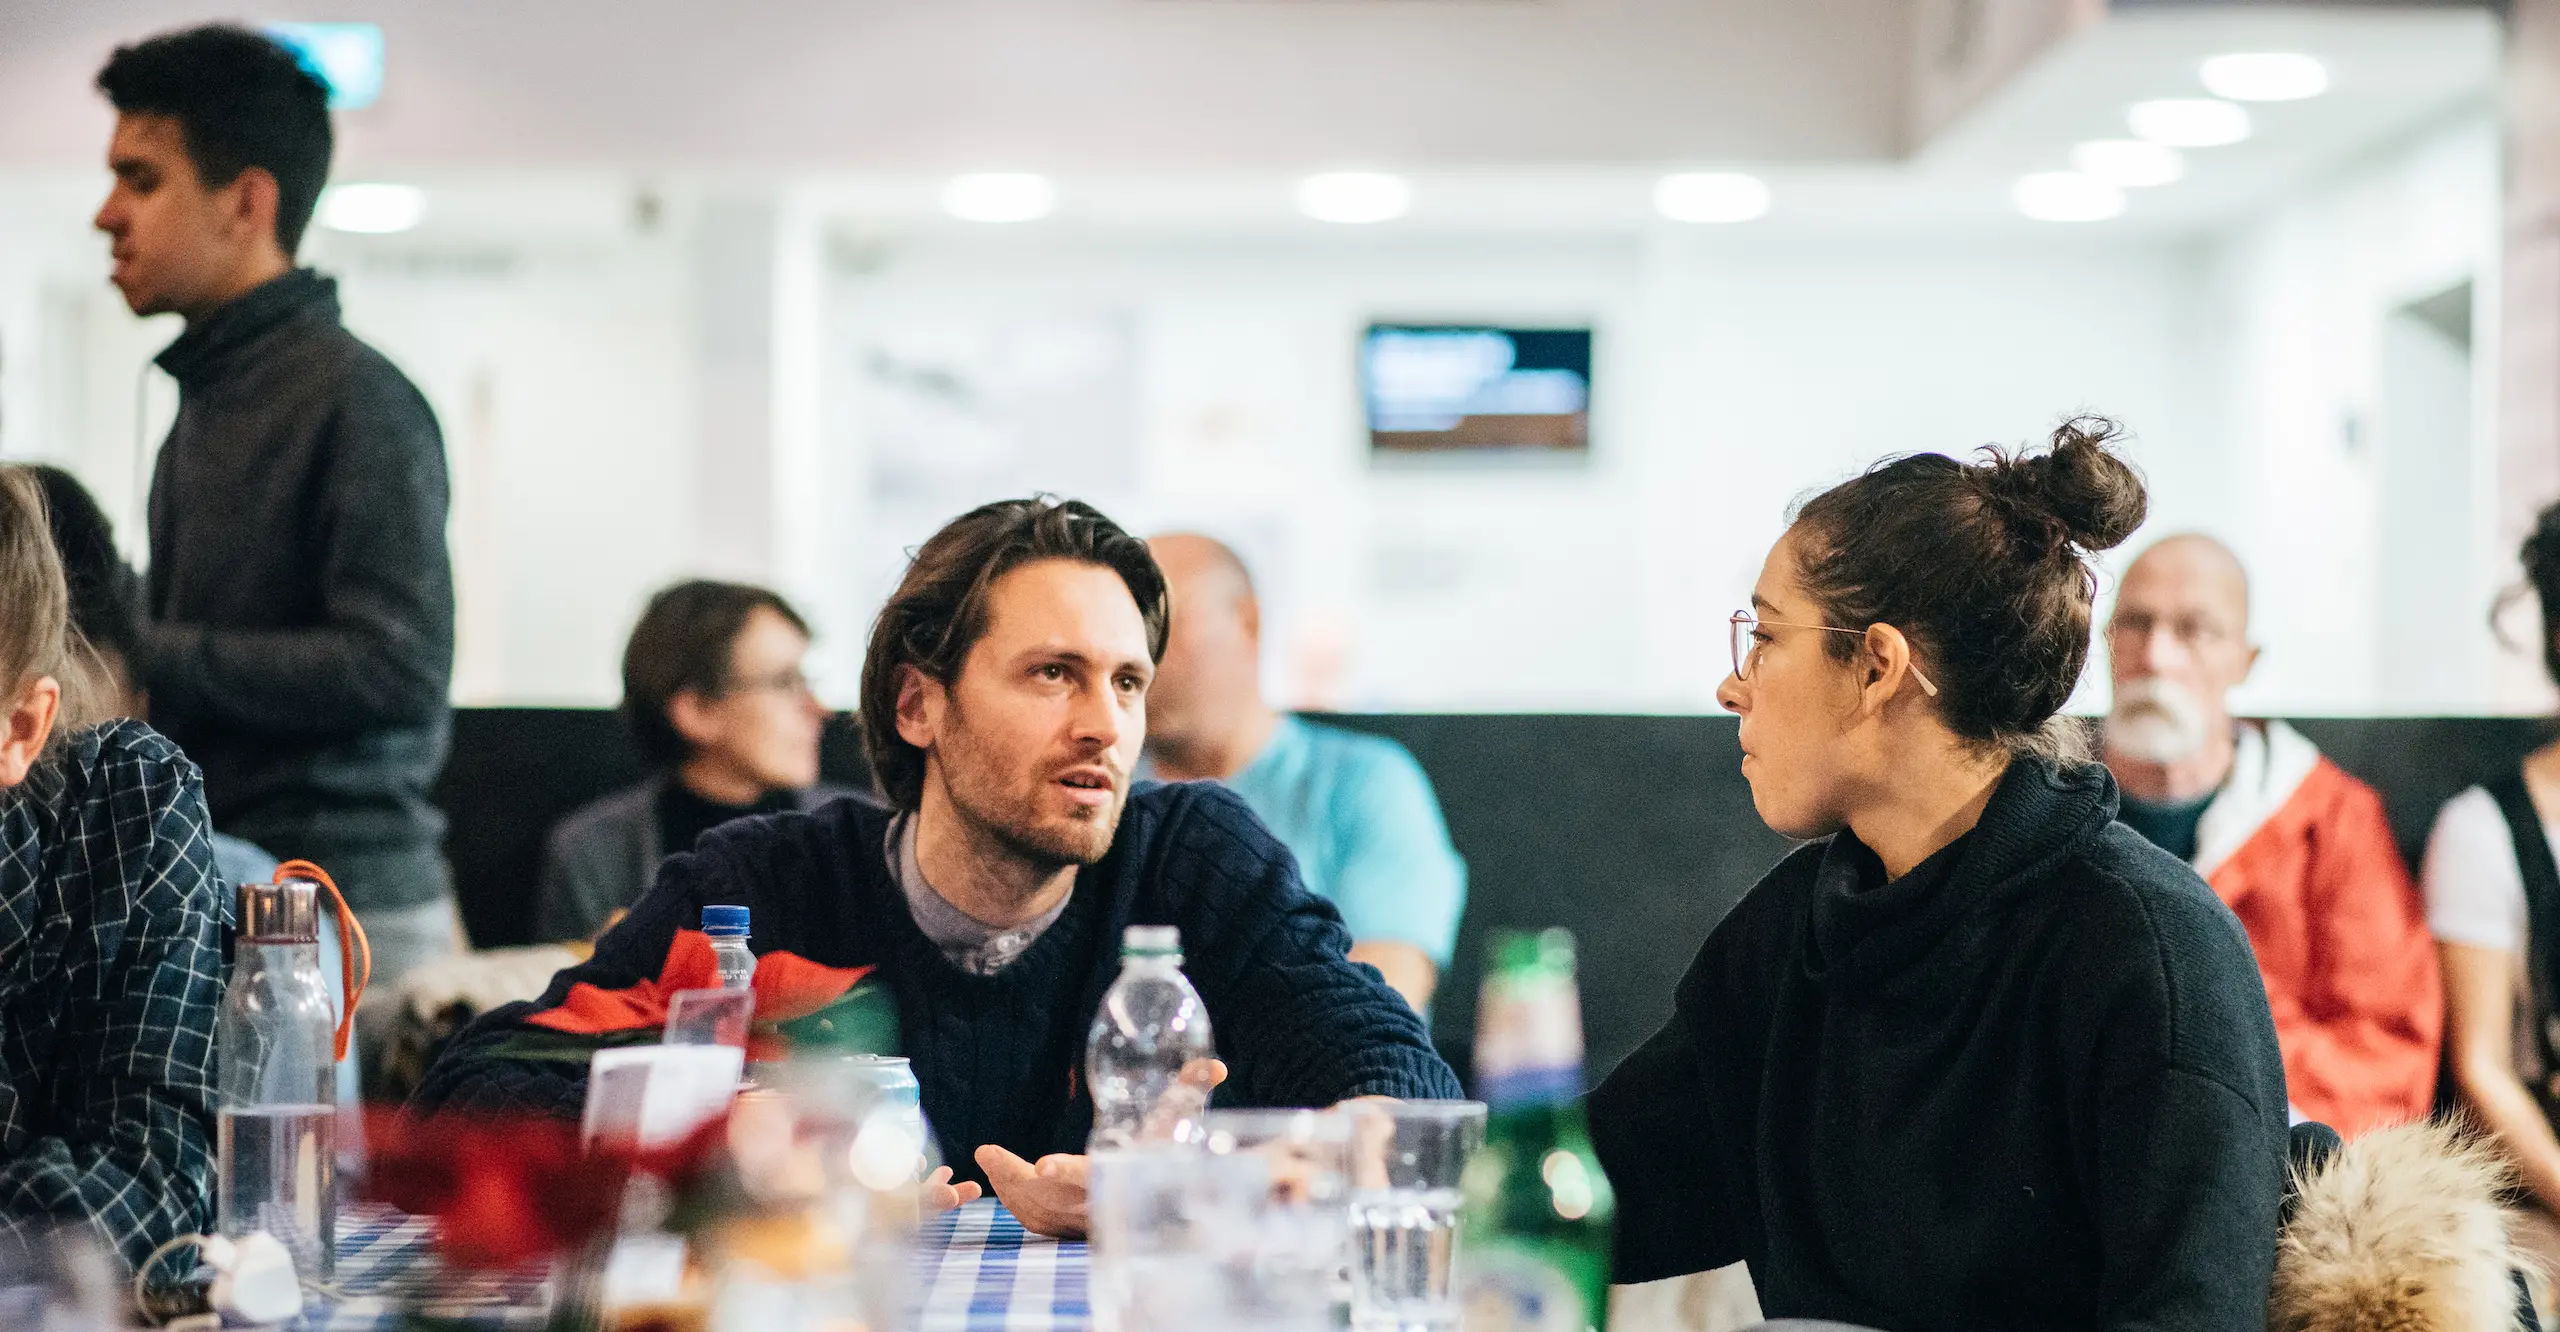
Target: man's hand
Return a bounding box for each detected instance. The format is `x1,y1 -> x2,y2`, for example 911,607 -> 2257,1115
924,1164 -> 983,1212
976,1147 -> 1091,1237
976,1059 -> 1227,1238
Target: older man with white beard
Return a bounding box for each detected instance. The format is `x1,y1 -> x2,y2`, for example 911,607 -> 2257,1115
2103,533 -> 2440,1135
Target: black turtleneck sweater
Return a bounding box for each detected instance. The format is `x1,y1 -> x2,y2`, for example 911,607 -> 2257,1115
656,781 -> 796,864
139,270 -> 454,907
1589,758 -> 2288,1332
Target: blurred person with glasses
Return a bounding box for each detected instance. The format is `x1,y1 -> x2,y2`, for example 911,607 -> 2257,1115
1591,420 -> 2288,1330
1143,533 -> 1465,1012
534,581 -> 851,942
2101,535 -> 2438,1138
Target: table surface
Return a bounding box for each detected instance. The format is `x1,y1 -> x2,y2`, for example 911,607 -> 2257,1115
300,1200 -> 1089,1331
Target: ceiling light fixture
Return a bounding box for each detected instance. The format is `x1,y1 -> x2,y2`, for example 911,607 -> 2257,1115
940,173 -> 1056,223
2070,140 -> 2185,188
1296,172 -> 1410,225
2200,52 -> 2328,102
1653,172 -> 1770,224
317,182 -> 425,234
2013,172 -> 2124,223
2127,98 -> 2252,148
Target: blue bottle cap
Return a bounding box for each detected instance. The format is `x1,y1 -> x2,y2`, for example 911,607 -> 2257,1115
702,904 -> 750,937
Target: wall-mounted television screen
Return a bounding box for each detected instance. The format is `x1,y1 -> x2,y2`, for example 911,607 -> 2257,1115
1363,324 -> 1591,459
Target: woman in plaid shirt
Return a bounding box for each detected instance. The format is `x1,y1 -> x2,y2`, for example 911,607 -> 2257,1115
0,467 -> 227,1270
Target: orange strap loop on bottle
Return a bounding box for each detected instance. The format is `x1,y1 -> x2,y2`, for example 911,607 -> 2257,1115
275,859 -> 370,1063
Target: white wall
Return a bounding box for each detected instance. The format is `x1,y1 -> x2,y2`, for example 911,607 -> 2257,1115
0,114 -> 2512,718
806,225 -> 2213,714
0,174 -> 702,706
2158,110 -> 2511,718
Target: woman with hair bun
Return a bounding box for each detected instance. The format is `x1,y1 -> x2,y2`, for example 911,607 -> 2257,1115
1588,419 -> 2289,1329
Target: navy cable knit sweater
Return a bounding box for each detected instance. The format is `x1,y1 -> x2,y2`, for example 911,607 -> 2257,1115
413,781 -> 1460,1184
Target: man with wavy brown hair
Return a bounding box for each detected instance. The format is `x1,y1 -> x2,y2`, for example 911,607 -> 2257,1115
417,497 -> 1457,1237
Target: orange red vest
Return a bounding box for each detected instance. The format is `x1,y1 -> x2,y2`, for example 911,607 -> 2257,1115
2185,721 -> 2441,1136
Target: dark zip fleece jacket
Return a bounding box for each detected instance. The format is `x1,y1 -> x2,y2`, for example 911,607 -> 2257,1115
140,269 -> 455,907
1590,757 -> 2289,1332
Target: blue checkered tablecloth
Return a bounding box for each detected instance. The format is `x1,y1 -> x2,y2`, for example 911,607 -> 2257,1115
300,1204 -> 550,1330
298,1199 -> 1089,1330
914,1201 -> 1091,1331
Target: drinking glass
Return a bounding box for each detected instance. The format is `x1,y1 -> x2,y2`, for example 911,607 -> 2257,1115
1343,1101 -> 1487,1332
1088,1143 -> 1228,1332
1202,1108 -> 1354,1325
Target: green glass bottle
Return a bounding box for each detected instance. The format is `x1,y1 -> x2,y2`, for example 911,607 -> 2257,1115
1458,928 -> 1616,1332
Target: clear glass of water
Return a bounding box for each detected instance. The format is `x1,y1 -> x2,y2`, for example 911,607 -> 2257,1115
1344,1101 -> 1487,1332
1202,1108 -> 1355,1326
1088,1143 -> 1227,1332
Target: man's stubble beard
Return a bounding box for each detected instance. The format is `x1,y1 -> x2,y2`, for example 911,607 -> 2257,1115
934,694 -> 1124,891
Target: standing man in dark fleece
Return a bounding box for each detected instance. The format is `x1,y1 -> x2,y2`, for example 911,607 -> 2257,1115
415,499 -> 1459,1236
93,26 -> 460,1041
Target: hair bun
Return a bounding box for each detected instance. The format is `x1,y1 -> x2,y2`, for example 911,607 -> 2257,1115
1985,416 -> 2147,555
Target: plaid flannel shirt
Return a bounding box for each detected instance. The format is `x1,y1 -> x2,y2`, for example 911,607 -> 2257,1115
0,720 -> 227,1270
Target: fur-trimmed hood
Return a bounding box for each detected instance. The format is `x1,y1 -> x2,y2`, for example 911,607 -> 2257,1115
2272,1120 -> 2528,1332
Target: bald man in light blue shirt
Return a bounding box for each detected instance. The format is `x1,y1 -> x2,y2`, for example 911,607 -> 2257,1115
1145,534 -> 1466,1010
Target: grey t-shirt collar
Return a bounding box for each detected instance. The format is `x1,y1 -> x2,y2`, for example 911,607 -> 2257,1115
888,812 -> 1068,976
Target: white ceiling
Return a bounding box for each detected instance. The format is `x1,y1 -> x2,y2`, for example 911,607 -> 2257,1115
0,0 -> 1913,172
0,3 -> 2500,242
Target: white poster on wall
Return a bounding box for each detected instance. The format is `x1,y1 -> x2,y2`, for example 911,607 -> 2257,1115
849,310 -> 1139,510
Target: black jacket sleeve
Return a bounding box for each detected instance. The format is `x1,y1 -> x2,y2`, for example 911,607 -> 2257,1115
1170,785 -> 1462,1105
1587,1009 -> 1743,1284
2073,866 -> 2289,1332
409,844 -> 717,1119
141,359 -> 453,740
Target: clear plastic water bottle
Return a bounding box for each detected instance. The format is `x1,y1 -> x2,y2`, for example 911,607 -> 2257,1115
217,879 -> 340,1283
1086,925 -> 1216,1150
705,904 -> 755,990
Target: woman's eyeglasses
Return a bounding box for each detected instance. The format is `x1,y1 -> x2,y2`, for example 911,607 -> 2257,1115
1729,610 -> 1939,697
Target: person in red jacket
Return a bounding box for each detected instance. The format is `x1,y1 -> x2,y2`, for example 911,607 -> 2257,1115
2103,533 -> 2440,1135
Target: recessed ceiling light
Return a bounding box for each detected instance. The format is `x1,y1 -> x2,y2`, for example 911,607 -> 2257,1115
940,173 -> 1056,223
1653,172 -> 1770,224
2013,172 -> 2124,223
2128,99 -> 2251,148
2200,52 -> 2328,102
317,182 -> 425,234
2071,140 -> 2185,188
1296,172 -> 1410,225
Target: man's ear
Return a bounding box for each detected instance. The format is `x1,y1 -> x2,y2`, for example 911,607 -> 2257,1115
217,166 -> 286,259
893,665 -> 944,750
0,677 -> 62,789
2238,641 -> 2263,687
1237,593 -> 1261,648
